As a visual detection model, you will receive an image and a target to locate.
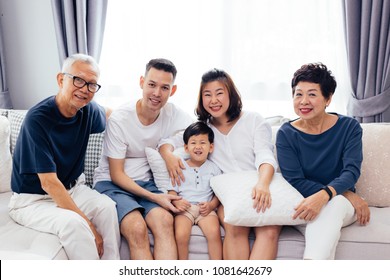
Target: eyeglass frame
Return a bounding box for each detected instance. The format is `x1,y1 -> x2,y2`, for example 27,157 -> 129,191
63,73 -> 101,93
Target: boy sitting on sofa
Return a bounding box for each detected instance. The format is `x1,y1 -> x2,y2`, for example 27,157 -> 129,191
167,121 -> 223,260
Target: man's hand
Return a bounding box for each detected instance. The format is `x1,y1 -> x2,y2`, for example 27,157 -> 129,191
172,198 -> 191,212
152,193 -> 183,213
89,223 -> 104,257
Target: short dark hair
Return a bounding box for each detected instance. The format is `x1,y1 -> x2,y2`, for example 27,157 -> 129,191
196,68 -> 242,123
291,62 -> 337,99
145,58 -> 177,81
183,121 -> 214,144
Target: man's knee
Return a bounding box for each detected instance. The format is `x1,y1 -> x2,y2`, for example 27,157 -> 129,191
121,212 -> 149,243
148,207 -> 174,224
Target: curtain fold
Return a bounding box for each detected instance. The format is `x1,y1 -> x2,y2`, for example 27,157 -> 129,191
51,0 -> 108,65
343,0 -> 390,123
0,18 -> 13,109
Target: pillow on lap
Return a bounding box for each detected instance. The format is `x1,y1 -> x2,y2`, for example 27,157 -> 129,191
210,170 -> 306,226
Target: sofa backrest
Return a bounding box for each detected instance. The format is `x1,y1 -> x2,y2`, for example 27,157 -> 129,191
3,110 -> 390,207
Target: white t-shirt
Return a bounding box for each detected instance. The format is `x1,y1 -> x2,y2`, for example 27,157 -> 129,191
93,101 -> 194,184
208,111 -> 277,173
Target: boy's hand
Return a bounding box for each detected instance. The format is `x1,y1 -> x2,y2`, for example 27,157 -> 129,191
198,202 -> 213,216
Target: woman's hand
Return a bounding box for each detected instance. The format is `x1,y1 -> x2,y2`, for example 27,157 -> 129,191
252,163 -> 274,213
166,154 -> 186,186
159,144 -> 186,186
343,191 -> 370,225
252,184 -> 271,213
293,190 -> 328,221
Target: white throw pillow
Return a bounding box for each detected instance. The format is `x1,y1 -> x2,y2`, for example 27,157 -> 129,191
210,170 -> 306,226
0,116 -> 12,193
145,147 -> 189,193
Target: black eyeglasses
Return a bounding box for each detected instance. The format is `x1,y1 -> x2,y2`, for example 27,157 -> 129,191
63,73 -> 101,93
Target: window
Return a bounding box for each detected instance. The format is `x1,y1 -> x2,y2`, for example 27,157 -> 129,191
97,0 -> 349,119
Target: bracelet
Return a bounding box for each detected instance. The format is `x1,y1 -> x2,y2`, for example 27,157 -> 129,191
323,187 -> 333,201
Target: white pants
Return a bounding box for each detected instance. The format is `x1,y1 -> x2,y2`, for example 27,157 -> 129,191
8,175 -> 121,260
295,195 -> 356,260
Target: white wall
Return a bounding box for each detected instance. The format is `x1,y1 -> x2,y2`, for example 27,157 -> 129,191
0,0 -> 59,109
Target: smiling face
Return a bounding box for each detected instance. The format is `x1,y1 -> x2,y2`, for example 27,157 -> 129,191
293,81 -> 331,120
185,133 -> 214,167
56,61 -> 99,117
201,80 -> 230,122
139,67 -> 177,113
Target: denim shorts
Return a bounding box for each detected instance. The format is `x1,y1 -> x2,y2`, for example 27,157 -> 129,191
94,180 -> 163,222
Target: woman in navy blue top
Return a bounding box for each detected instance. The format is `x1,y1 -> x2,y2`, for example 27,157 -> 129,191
276,63 -> 370,259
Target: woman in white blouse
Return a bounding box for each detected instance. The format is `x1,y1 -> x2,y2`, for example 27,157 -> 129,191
195,68 -> 280,259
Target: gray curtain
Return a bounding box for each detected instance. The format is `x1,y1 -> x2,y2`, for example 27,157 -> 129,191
0,19 -> 12,109
51,0 -> 108,65
343,0 -> 390,123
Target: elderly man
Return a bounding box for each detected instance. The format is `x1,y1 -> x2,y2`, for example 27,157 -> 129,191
9,53 -> 120,260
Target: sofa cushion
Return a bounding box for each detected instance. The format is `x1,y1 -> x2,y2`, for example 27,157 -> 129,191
210,170 -> 306,226
145,147 -> 189,193
336,207 -> 390,259
0,116 -> 12,193
0,192 -> 68,259
356,123 -> 390,207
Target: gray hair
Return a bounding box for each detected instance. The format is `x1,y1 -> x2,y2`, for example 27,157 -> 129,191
61,53 -> 100,76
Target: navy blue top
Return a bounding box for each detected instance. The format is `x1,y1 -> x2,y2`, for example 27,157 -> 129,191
11,96 -> 106,194
276,114 -> 362,198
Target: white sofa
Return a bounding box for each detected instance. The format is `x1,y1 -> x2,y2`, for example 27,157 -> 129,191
1,109 -> 390,260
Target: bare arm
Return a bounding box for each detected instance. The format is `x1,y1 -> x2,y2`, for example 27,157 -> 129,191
108,157 -> 182,213
251,163 -> 275,213
104,107 -> 112,120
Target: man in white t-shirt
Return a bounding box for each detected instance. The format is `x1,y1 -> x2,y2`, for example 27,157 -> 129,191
93,58 -> 193,260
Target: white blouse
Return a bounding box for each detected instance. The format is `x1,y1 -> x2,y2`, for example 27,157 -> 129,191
208,111 -> 277,173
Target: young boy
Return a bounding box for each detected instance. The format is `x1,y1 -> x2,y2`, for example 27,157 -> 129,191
167,121 -> 223,260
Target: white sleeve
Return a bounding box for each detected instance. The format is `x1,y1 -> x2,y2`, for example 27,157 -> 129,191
158,105 -> 194,149
103,117 -> 127,159
254,115 -> 278,172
